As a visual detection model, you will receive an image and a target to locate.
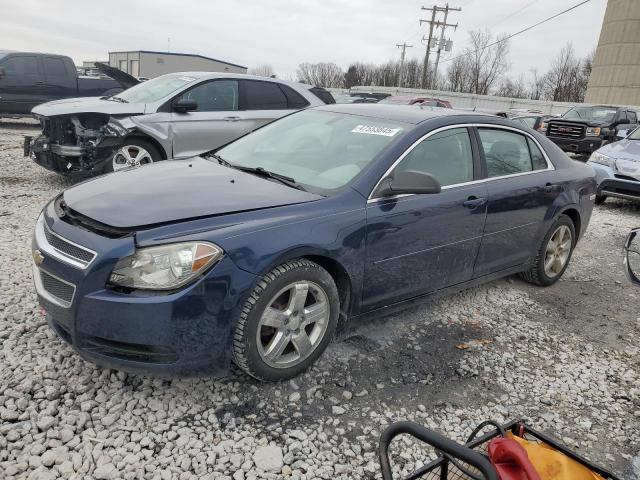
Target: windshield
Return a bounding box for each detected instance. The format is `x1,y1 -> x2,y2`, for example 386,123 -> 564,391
563,106 -> 617,122
214,110 -> 408,192
112,74 -> 197,103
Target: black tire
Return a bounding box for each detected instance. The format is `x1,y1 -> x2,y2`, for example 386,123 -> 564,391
520,214 -> 576,286
232,259 -> 339,381
594,194 -> 607,205
104,137 -> 162,173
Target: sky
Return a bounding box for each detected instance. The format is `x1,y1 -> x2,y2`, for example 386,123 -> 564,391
0,0 -> 608,81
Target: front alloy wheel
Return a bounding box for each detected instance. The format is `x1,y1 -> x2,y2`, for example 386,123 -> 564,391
112,144 -> 154,171
233,259 -> 339,381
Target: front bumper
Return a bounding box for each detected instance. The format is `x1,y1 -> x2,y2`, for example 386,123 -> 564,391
546,136 -> 603,154
588,160 -> 640,201
32,206 -> 257,376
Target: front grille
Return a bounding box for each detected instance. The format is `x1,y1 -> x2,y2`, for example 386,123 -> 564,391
43,222 -> 96,266
547,122 -> 585,139
40,270 -> 75,306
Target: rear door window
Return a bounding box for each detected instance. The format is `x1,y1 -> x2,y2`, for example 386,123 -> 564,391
627,111 -> 637,124
43,57 -> 67,77
242,80 -> 288,110
478,128 -> 539,177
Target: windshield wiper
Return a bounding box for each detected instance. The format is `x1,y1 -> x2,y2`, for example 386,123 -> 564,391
234,166 -> 305,191
206,152 -> 232,167
105,96 -> 128,103
204,153 -> 305,191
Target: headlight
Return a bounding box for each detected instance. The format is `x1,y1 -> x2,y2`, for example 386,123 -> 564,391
109,242 -> 223,290
588,151 -> 612,166
586,127 -> 601,136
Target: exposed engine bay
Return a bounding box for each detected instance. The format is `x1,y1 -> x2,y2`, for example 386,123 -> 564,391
25,113 -> 132,175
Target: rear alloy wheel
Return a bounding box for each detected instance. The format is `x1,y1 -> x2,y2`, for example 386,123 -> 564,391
520,215 -> 575,286
233,259 -> 339,381
106,138 -> 161,173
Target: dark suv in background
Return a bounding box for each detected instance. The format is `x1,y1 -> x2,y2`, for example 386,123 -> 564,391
545,105 -> 638,155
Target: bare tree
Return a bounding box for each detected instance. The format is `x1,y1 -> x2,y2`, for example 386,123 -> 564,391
496,74 -> 527,98
446,56 -> 471,93
465,30 -> 510,95
527,68 -> 545,100
248,64 -> 275,77
296,62 -> 344,88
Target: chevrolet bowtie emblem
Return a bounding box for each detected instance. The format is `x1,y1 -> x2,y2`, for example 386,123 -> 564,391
33,249 -> 44,266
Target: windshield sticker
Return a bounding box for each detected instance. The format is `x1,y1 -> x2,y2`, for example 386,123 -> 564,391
351,125 -> 401,137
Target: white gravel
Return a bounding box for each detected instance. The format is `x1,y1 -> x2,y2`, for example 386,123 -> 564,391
1,120 -> 639,479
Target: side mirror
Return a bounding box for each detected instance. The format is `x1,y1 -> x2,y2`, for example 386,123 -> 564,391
624,228 -> 640,286
376,170 -> 442,197
172,99 -> 198,113
0,67 -> 5,79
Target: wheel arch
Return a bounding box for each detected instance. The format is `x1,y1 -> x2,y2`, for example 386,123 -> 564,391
123,132 -> 168,160
558,206 -> 581,242
248,248 -> 356,322
301,255 -> 353,322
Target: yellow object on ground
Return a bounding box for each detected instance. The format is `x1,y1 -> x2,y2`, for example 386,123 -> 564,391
507,433 -> 605,480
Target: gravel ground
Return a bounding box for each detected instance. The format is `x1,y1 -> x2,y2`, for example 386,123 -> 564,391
1,120 -> 639,480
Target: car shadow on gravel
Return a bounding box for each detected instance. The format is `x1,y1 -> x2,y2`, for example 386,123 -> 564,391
211,299 -> 504,444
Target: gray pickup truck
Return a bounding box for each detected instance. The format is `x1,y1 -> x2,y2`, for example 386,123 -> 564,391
0,50 -> 138,116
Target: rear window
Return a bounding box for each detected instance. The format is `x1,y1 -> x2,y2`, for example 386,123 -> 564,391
43,57 -> 67,76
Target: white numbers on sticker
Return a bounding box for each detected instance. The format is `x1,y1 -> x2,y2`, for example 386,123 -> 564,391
351,125 -> 401,137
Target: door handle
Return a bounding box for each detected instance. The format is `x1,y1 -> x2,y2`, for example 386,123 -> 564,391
463,196 -> 487,209
223,116 -> 241,122
35,81 -> 45,85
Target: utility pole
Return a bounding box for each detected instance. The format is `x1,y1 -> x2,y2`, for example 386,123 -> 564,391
420,6 -> 437,89
396,42 -> 413,87
433,4 -> 460,89
420,4 -> 461,89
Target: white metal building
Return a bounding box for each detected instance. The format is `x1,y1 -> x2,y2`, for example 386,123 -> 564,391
108,50 -> 247,79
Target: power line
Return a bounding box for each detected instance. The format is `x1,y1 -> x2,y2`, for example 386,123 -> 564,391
420,4 -> 461,88
440,0 -> 592,65
489,0 -> 541,29
396,42 -> 414,87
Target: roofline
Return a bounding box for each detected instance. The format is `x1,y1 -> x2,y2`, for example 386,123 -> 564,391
108,50 -> 247,70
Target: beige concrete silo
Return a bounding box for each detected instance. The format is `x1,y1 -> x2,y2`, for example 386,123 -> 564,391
585,0 -> 640,106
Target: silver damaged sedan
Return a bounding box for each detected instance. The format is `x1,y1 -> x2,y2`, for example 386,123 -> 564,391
587,126 -> 640,204
26,72 -> 333,176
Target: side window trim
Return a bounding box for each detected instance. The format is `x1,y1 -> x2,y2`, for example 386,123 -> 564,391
368,123 -> 554,202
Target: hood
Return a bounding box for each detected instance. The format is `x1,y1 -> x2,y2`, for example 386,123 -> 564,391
95,62 -> 140,89
32,97 -> 145,117
599,138 -> 640,161
62,157 -> 323,228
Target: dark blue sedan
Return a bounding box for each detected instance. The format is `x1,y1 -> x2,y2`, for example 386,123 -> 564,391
32,104 -> 596,381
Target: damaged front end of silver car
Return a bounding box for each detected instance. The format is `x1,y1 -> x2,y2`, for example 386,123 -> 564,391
24,113 -> 131,176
